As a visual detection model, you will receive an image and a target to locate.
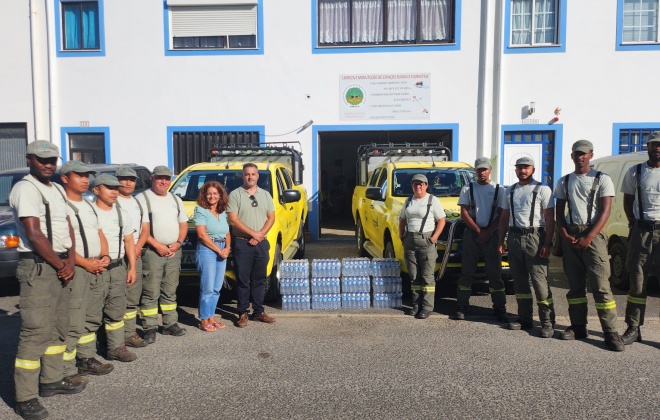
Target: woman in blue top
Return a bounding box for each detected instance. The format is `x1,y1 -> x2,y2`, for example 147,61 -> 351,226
194,181 -> 231,332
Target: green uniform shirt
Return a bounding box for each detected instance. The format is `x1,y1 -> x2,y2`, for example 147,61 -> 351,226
226,187 -> 275,234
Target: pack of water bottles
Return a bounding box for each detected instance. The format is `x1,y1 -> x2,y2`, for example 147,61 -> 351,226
281,294 -> 311,311
371,258 -> 400,277
371,276 -> 402,294
280,259 -> 310,279
341,258 -> 372,277
311,278 -> 341,294
311,294 -> 341,310
373,292 -> 403,308
341,276 -> 371,293
341,292 -> 371,309
311,259 -> 341,278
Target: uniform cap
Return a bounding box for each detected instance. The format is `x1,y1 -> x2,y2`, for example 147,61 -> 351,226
27,141 -> 60,159
515,156 -> 535,166
475,157 -> 492,169
60,160 -> 96,175
115,165 -> 137,178
152,165 -> 173,177
411,174 -> 428,184
572,139 -> 593,153
93,173 -> 122,187
648,131 -> 660,144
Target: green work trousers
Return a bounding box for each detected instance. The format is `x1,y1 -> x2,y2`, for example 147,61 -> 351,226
124,256 -> 143,340
77,262 -> 127,358
625,224 -> 660,327
141,248 -> 182,330
404,231 -> 437,311
508,230 -> 555,325
64,267 -> 91,377
562,228 -> 618,332
456,229 -> 506,309
14,259 -> 71,402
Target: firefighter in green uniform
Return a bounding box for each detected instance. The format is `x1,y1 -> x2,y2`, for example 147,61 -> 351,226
498,157 -> 556,338
554,140 -> 624,352
60,160 -> 112,385
454,157 -> 509,323
115,166 -> 150,348
620,131 -> 660,344
10,141 -> 83,420
398,174 -> 446,319
137,166 -> 188,342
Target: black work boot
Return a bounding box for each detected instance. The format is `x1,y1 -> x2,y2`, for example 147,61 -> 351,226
494,307 -> 510,323
415,309 -> 431,319
107,346 -> 137,362
162,323 -> 186,337
407,305 -> 419,317
453,305 -> 467,320
621,325 -> 641,345
143,329 -> 157,344
77,357 -> 114,375
507,320 -> 533,330
604,332 -> 625,352
559,325 -> 588,340
540,323 -> 554,338
14,398 -> 48,420
39,378 -> 86,397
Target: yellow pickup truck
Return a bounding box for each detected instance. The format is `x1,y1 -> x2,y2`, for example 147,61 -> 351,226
169,143 -> 308,300
351,143 -> 509,283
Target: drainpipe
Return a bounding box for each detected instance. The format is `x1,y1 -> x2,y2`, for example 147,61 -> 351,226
28,0 -> 52,143
490,0 -> 504,182
476,0 -> 493,160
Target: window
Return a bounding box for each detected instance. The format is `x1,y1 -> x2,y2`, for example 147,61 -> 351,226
172,131 -> 259,174
69,132 -> 106,163
618,128 -> 660,153
62,1 -> 99,50
317,0 -> 455,47
504,0 -> 566,53
622,0 -> 659,43
0,123 -> 28,171
165,0 -> 262,55
503,130 -> 555,186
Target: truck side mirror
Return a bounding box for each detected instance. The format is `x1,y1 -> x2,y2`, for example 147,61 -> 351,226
282,189 -> 301,203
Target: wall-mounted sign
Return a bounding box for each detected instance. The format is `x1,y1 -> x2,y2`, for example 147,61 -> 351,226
339,73 -> 431,121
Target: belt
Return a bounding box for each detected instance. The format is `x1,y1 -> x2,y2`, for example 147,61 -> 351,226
234,236 -> 250,240
635,219 -> 660,230
210,238 -> 226,243
567,225 -> 591,234
19,251 -> 69,264
510,227 -> 543,235
107,258 -> 124,270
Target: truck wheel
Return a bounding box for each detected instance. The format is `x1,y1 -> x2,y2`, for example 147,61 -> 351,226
384,239 -> 396,259
609,240 -> 630,290
264,243 -> 282,302
355,218 -> 369,257
294,221 -> 306,258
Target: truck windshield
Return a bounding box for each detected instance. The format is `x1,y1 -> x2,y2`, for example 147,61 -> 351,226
391,168 -> 474,198
169,170 -> 272,201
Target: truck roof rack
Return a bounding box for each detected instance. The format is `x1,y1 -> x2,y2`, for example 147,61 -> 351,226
207,142 -> 304,185
357,142 -> 451,161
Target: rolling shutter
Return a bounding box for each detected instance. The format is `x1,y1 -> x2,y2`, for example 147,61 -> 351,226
170,4 -> 257,37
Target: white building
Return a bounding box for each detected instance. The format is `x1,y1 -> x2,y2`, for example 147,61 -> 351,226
1,0 -> 659,239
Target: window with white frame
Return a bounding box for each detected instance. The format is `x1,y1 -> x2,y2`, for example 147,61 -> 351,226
618,128 -> 660,153
318,0 -> 455,46
167,0 -> 258,50
622,0 -> 659,43
61,1 -> 100,50
510,0 -> 559,46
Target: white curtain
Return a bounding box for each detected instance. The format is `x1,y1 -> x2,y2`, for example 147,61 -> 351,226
319,0 -> 350,43
352,0 -> 383,43
388,0 -> 416,41
419,0 -> 450,41
534,0 -> 556,44
511,0 -> 532,45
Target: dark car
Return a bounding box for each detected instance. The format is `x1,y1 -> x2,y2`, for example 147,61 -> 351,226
0,164 -> 152,280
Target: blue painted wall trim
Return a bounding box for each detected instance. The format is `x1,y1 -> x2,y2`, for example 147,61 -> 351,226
166,125 -> 265,171
60,126 -> 111,163
309,123 -> 459,241
54,0 -> 106,57
503,0 -> 567,54
162,0 -> 264,56
500,124 -> 563,188
615,0 -> 660,51
311,0 -> 461,54
612,122 -> 660,155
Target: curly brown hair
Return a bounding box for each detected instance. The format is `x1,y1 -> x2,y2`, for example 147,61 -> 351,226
197,180 -> 229,212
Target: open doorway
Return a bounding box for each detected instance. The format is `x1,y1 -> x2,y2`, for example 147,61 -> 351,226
318,129 -> 453,237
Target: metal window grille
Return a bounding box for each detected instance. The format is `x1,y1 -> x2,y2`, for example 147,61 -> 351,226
503,130 -> 555,187
618,128 -> 660,153
172,131 -> 259,174
0,123 -> 28,171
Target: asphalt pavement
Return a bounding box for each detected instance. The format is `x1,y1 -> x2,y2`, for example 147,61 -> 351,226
0,234 -> 659,419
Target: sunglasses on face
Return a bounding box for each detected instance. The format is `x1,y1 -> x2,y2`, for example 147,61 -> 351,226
249,195 -> 258,207
35,156 -> 58,166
